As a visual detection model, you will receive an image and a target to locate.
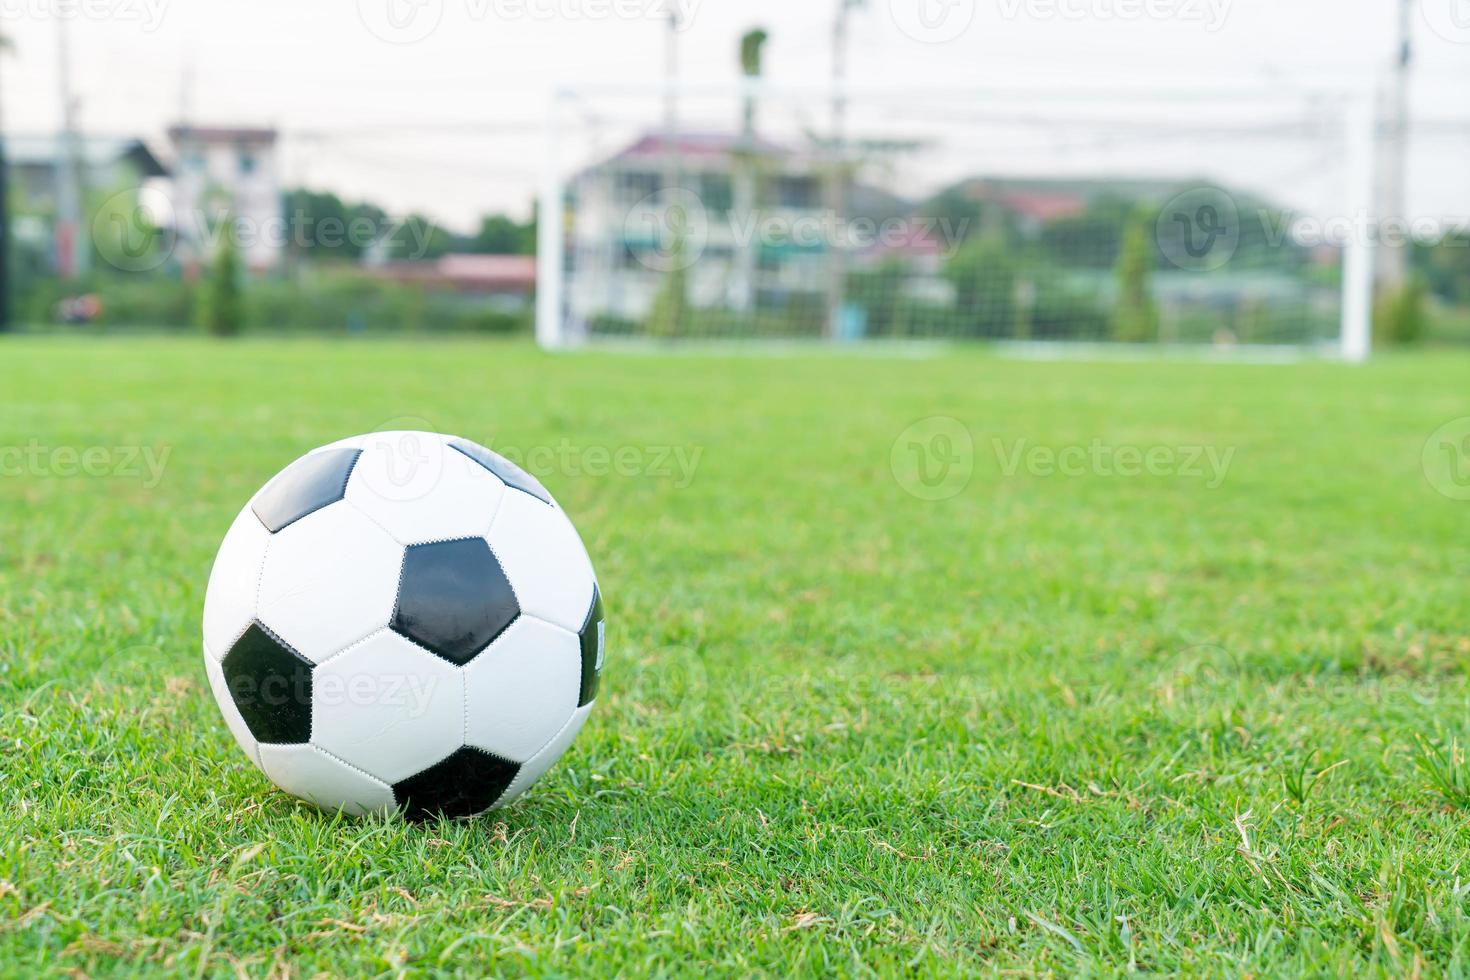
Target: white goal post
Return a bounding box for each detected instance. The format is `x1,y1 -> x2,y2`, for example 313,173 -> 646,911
538,80 -> 1377,360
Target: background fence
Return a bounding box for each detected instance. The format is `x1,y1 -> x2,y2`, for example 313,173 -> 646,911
541,81 -> 1380,355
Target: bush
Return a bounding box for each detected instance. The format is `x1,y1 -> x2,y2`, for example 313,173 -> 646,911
1111,214 -> 1159,342
197,233 -> 245,337
1374,276 -> 1429,346
16,267 -> 531,336
96,277 -> 196,328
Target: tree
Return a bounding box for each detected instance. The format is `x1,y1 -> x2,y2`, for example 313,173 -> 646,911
847,258 -> 909,337
922,185 -> 1010,250
1111,211 -> 1158,342
468,212 -> 535,255
646,233 -> 689,339
198,225 -> 244,336
1374,275 -> 1428,346
942,234 -> 1019,337
388,215 -> 455,261
1038,194 -> 1135,269
1414,231 -> 1470,306
738,28 -> 768,137
282,188 -> 389,263
730,27 -> 769,315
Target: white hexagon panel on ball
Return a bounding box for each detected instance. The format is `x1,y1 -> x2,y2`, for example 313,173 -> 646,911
345,431 -> 507,546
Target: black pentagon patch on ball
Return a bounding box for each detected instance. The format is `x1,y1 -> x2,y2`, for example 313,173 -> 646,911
222,623 -> 313,744
251,447 -> 362,533
392,538 -> 519,666
578,585 -> 605,707
449,439 -> 553,505
393,747 -> 520,821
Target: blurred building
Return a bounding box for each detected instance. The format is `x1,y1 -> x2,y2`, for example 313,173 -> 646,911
167,125 -> 282,272
567,131 -> 830,326
7,135 -> 168,273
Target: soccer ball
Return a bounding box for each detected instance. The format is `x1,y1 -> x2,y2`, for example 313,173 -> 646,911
201,432 -> 604,819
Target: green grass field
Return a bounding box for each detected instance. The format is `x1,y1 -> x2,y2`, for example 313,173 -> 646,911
3,337 -> 1469,976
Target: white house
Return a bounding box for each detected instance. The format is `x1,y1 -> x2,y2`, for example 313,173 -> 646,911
567,131 -> 832,330
167,125 -> 282,271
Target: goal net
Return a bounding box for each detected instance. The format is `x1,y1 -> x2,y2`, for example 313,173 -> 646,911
537,81 -> 1374,357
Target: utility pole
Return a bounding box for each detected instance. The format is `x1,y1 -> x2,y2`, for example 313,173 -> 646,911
824,0 -> 862,340
732,28 -> 768,316
1375,0 -> 1413,287
662,2 -> 681,193
55,11 -> 87,281
658,0 -> 685,334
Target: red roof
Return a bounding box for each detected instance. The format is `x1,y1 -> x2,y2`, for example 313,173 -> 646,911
993,190 -> 1086,222
370,254 -> 536,292
609,131 -> 789,163
169,125 -> 278,145
871,221 -> 948,259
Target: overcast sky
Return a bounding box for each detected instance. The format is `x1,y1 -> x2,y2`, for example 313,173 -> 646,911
2,0 -> 1468,229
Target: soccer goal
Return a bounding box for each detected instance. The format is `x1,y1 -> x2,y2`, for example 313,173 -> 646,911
536,80 -> 1376,360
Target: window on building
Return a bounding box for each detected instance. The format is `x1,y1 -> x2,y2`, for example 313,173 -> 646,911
700,174 -> 733,213
616,170 -> 661,203
773,176 -> 821,210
